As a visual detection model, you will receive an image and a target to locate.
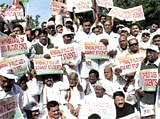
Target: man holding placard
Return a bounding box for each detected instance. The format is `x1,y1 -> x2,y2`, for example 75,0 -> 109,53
135,45 -> 160,118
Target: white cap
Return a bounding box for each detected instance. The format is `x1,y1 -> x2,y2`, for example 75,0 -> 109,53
25,102 -> 39,111
47,21 -> 55,27
121,27 -> 130,33
147,44 -> 159,52
0,66 -> 18,80
62,29 -> 74,37
142,29 -> 150,34
127,35 -> 136,41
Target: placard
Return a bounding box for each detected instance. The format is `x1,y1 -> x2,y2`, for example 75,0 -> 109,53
49,46 -> 79,64
108,5 -> 145,21
84,42 -> 109,59
140,68 -> 159,92
0,35 -> 28,57
33,57 -> 63,75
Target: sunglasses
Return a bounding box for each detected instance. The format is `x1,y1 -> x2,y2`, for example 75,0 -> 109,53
129,42 -> 138,46
142,33 -> 150,37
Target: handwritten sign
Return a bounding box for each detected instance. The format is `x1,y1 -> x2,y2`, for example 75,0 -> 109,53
3,7 -> 24,21
0,55 -> 29,77
49,46 -> 78,64
84,42 -> 109,59
97,0 -> 113,8
33,57 -> 63,75
79,97 -> 116,119
117,52 -> 146,75
66,0 -> 92,13
0,95 -> 23,119
108,5 -> 145,21
0,35 -> 28,57
140,68 -> 159,92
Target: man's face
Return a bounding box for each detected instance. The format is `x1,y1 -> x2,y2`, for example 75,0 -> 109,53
119,35 -> 128,50
39,33 -> 48,45
43,75 -> 53,87
31,110 -> 39,119
104,67 -> 113,80
89,73 -> 98,84
146,50 -> 158,63
130,25 -> 140,37
56,25 -> 63,33
128,39 -> 139,53
114,96 -> 125,108
95,85 -> 105,98
48,105 -> 60,119
104,20 -> 112,34
150,24 -> 158,33
19,80 -> 28,91
152,37 -> 160,50
0,76 -> 14,92
69,75 -> 78,87
141,33 -> 150,42
63,34 -> 73,44
82,21 -> 91,34
13,27 -> 22,35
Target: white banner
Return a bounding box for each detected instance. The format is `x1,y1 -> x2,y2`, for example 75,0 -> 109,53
108,5 -> 145,21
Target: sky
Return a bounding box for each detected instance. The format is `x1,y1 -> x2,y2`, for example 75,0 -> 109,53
0,0 -> 52,24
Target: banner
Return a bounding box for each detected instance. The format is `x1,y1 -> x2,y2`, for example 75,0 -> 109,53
51,0 -> 67,15
140,68 -> 159,92
0,95 -> 24,119
108,5 -> 145,21
0,35 -> 28,57
84,42 -> 109,60
0,55 -> 29,77
33,57 -> 63,75
117,52 -> 146,75
66,0 -> 92,13
79,97 -> 116,119
49,46 -> 79,64
3,7 -> 24,21
96,0 -> 113,8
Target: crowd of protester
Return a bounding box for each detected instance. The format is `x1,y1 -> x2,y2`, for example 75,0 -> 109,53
0,2 -> 160,119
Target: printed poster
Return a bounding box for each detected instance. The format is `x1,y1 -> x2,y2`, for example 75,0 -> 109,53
33,57 -> 63,75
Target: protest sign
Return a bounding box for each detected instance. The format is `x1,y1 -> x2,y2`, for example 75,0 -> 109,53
33,57 -> 63,75
49,46 -> 78,64
119,112 -> 140,119
140,68 -> 159,92
108,5 -> 145,21
0,35 -> 28,57
96,0 -> 113,8
117,52 -> 146,75
79,97 -> 116,119
66,0 -> 92,13
0,95 -> 23,119
51,0 -> 67,15
0,54 -> 29,77
3,7 -> 24,21
84,42 -> 109,60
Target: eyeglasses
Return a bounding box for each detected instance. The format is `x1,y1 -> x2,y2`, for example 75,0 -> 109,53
142,33 -> 150,37
129,43 -> 138,46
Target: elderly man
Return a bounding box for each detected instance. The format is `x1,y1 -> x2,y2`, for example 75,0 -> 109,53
79,82 -> 116,119
0,67 -> 24,109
